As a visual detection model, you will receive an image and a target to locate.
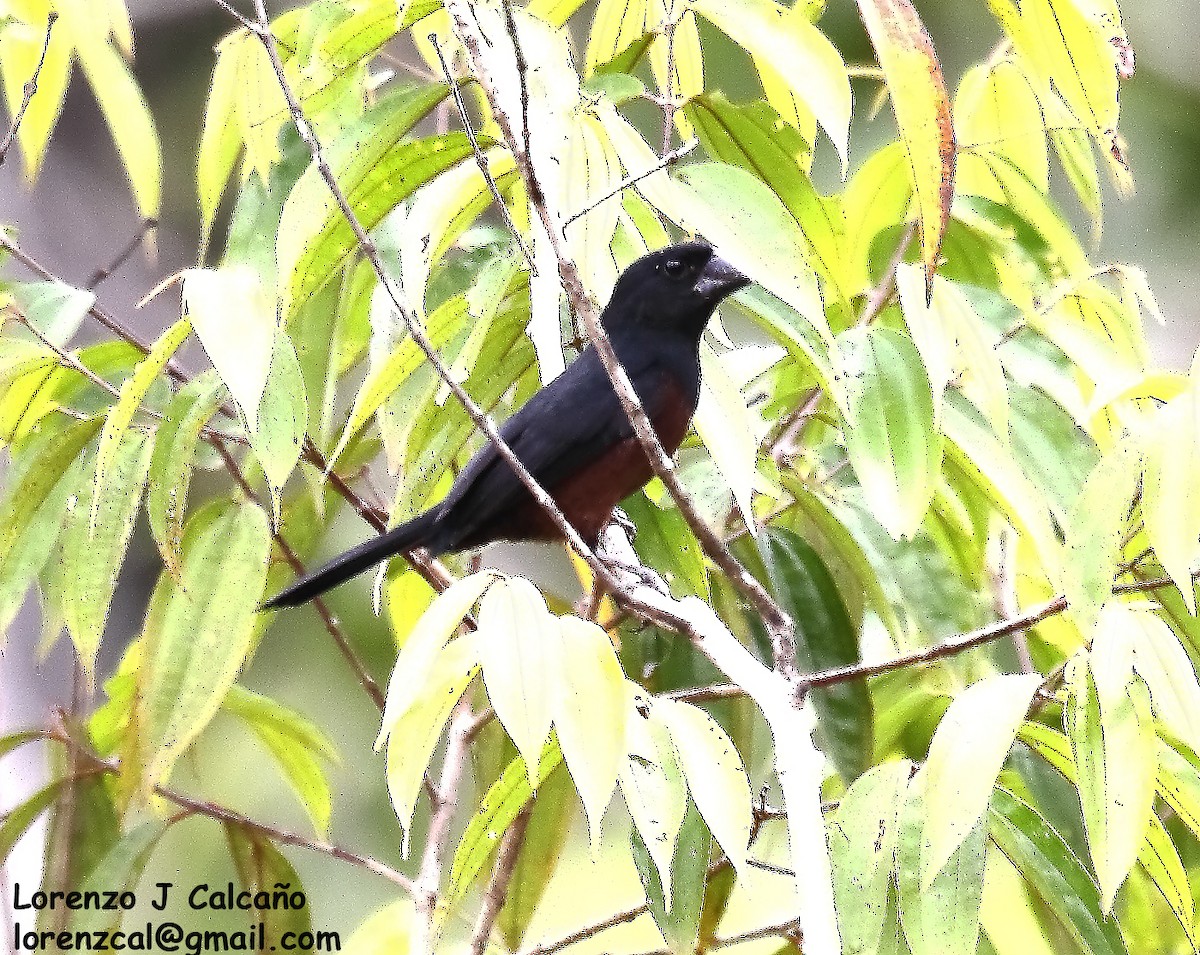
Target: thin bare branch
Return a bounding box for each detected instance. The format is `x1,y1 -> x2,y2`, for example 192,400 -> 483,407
88,218 -> 158,290
523,904 -> 649,955
470,806 -> 532,955
52,731 -> 415,894
0,13 -> 58,167
415,698 -> 476,951
563,139 -> 698,230
429,35 -> 536,273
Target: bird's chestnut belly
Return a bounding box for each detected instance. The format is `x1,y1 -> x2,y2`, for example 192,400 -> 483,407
484,376 -> 694,547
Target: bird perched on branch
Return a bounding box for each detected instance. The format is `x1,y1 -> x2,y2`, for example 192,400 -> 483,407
262,242 -> 749,609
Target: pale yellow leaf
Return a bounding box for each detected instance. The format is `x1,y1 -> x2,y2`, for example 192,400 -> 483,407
658,698 -> 752,874
376,570 -> 496,749
551,616 -> 627,844
477,577 -> 557,779
181,266 -> 276,432
919,674 -> 1041,885
385,635 -> 479,852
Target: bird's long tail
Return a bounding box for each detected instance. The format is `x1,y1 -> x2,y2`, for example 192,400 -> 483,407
260,509 -> 440,610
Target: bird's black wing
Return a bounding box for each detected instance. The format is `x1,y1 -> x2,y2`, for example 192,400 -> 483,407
430,344 -> 669,548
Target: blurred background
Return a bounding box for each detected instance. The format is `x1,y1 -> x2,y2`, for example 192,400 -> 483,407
2,0 -> 1198,948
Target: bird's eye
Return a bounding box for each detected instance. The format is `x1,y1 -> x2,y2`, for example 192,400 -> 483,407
663,259 -> 686,278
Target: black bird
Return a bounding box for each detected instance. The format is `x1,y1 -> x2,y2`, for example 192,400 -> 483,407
262,242 -> 749,609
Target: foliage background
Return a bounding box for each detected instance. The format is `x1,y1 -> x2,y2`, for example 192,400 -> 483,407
1,0 -> 1199,950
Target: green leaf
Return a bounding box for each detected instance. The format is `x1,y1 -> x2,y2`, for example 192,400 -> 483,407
276,87 -> 470,317
550,616 -> 627,844
1138,810 -> 1197,948
146,372 -> 226,576
988,787 -> 1128,955
223,686 -> 338,835
182,266 -> 277,431
92,318 -> 191,528
498,762 -> 576,951
920,674 -> 1041,883
833,325 -> 941,540
0,416 -> 101,639
658,699 -> 751,874
1066,657 -> 1157,912
62,428 -> 154,677
941,392 -> 1064,585
1064,440 -> 1142,634
687,93 -> 846,302
856,0 -> 955,297
478,578 -> 558,778
444,737 -> 564,911
831,761 -> 912,954
249,332 -> 308,523
0,778 -> 65,863
70,821 -> 168,935
897,776 -> 986,955
689,0 -> 850,164
225,822 -> 313,942
623,492 -> 709,601
631,797 -> 709,954
757,526 -> 873,782
9,279 -> 95,346
138,502 -> 272,789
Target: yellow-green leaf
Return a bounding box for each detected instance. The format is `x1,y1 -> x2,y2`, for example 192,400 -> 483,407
833,325 -> 941,540
71,37 -> 161,217
1142,390 -> 1200,614
1067,657 -> 1156,913
0,16 -> 72,180
857,0 -> 955,298
61,428 -> 153,678
919,673 -> 1041,884
275,85 -> 466,318
376,570 -> 496,749
138,501 -> 271,790
689,0 -> 851,166
146,372 -> 225,577
91,318 -> 191,529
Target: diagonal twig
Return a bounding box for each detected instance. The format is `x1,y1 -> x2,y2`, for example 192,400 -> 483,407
88,218 -> 158,290
428,35 -> 536,273
469,805 -> 532,955
0,12 -> 58,167
563,139 -> 698,230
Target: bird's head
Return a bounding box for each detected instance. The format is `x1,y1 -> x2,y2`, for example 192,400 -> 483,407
600,242 -> 750,337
